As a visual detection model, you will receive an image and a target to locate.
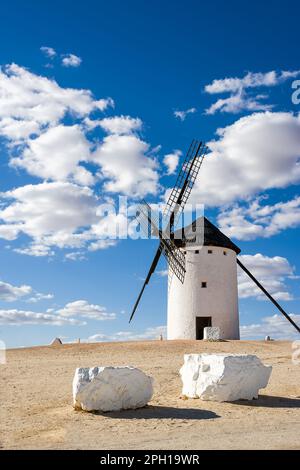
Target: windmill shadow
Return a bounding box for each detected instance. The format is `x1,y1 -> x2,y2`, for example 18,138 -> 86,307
233,395 -> 300,408
93,405 -> 220,420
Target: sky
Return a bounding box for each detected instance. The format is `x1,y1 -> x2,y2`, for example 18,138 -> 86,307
0,0 -> 300,348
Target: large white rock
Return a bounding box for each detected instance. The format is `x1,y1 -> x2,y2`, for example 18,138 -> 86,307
180,354 -> 272,402
73,366 -> 154,412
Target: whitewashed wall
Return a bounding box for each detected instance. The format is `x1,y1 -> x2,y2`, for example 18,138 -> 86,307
167,245 -> 240,340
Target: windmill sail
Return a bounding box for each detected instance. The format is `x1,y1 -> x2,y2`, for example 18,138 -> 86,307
129,244 -> 163,323
163,140 -> 207,234
129,139 -> 208,323
136,201 -> 186,282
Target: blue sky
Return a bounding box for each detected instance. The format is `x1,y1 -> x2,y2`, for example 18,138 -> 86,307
0,0 -> 300,347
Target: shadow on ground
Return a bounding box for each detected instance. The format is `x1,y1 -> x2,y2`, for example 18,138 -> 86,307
234,395 -> 300,408
93,405 -> 220,420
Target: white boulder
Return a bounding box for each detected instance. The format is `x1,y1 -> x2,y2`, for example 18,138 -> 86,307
180,354 -> 272,402
204,327 -> 220,341
73,366 -> 154,412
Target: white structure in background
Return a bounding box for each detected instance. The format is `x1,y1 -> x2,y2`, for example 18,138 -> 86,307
0,340 -> 6,364
180,354 -> 272,401
204,327 -> 220,341
51,337 -> 62,346
168,217 -> 240,340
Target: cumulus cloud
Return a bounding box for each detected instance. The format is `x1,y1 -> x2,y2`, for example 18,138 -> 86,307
11,124 -> 94,185
96,115 -> 142,135
94,134 -> 159,197
205,91 -> 272,115
61,54 -> 82,67
205,70 -> 300,114
65,251 -> 87,261
0,298 -> 116,325
218,196 -> 300,240
0,278 -> 53,303
238,253 -> 296,301
240,314 -> 300,340
0,182 -> 98,240
26,293 -> 54,303
0,308 -> 84,325
0,63 -> 113,144
0,280 -> 32,302
56,300 -> 116,321
163,149 -> 182,175
0,182 -> 99,254
174,108 -> 196,121
205,71 -> 300,94
86,325 -> 166,342
0,181 -> 138,255
0,63 -> 162,256
40,46 -> 56,58
0,64 -> 159,207
188,112 -> 300,207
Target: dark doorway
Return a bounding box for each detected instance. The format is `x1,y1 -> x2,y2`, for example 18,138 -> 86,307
196,317 -> 212,340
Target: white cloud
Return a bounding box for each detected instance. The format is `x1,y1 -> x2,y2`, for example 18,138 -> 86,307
238,253 -> 296,301
218,196 -> 300,240
163,149 -> 182,175
0,280 -> 32,302
88,239 -> 117,251
0,64 -> 113,143
56,300 -> 116,321
0,278 -> 53,303
205,91 -> 272,115
14,244 -> 55,257
240,314 -> 300,340
174,107 -> 196,121
26,293 -> 54,303
0,182 -> 98,239
40,46 -> 56,58
0,181 -> 139,256
205,70 -> 300,114
205,71 -> 300,94
94,134 -> 159,197
11,124 -> 94,185
86,325 -> 166,342
156,269 -> 168,277
0,308 -> 84,325
0,117 -> 40,141
61,54 -> 82,67
188,112 -> 300,207
96,115 -> 143,135
0,298 -> 116,325
65,251 -> 87,261
0,181 -> 99,254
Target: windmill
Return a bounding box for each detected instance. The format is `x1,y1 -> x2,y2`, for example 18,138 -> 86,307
129,139 -> 300,339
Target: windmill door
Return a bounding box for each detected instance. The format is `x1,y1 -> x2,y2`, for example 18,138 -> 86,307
196,316 -> 212,340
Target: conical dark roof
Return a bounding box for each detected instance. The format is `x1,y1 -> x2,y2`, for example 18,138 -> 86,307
173,216 -> 241,254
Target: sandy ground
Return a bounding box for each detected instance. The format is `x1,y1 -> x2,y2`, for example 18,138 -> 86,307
1,340 -> 300,450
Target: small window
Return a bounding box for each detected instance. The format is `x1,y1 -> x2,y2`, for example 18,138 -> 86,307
183,251 -> 187,254
223,251 -> 227,256
208,249 -> 213,254
195,250 -> 199,254
201,281 -> 207,288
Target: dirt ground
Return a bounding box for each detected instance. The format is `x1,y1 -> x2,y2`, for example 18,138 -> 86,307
1,340 -> 299,450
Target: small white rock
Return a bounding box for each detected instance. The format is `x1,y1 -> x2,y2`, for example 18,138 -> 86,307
73,366 -> 154,412
180,354 -> 272,402
204,327 -> 220,341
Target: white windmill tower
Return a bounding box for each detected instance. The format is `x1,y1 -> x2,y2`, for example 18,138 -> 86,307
129,140 -> 300,339
167,216 -> 241,340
